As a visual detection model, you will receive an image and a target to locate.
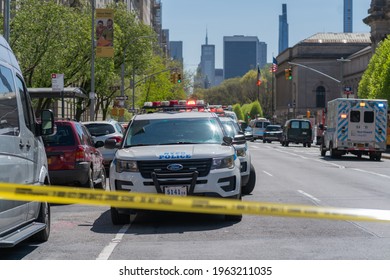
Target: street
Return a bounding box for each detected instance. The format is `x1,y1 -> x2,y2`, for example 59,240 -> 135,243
2,142 -> 390,260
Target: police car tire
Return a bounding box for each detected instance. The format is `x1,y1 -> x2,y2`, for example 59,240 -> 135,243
242,164 -> 256,195
111,207 -> 130,225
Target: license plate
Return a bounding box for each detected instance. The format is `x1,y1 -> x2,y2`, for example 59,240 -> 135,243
164,186 -> 188,196
302,132 -> 307,135
357,143 -> 364,148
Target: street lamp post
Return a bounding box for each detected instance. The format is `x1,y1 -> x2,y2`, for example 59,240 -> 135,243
120,35 -> 155,120
337,57 -> 351,98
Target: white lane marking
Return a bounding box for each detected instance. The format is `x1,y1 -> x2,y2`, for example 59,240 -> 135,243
263,170 -> 273,177
352,168 -> 390,180
314,159 -> 346,169
297,190 -> 321,205
96,224 -> 130,260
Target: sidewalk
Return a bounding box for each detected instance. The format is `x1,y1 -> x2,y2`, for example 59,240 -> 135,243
383,148 -> 390,160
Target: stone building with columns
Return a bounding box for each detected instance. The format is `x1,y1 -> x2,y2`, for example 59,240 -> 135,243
274,0 -> 390,126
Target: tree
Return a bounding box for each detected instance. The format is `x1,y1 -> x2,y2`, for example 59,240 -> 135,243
359,36 -> 390,101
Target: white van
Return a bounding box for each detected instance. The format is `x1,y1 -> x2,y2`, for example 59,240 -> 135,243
0,35 -> 55,248
249,118 -> 271,140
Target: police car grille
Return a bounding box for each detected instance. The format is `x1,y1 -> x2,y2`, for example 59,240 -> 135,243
138,159 -> 212,178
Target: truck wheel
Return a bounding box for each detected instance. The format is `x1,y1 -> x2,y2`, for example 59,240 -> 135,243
242,163 -> 256,195
303,143 -> 307,147
307,143 -> 311,148
111,207 -> 130,225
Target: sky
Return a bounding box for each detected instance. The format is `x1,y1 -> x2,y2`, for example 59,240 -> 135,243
162,0 -> 372,74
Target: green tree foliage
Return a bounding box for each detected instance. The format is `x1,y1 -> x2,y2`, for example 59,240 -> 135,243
4,0 -> 173,120
191,64 -> 273,116
249,100 -> 263,119
233,104 -> 244,121
359,37 -> 390,101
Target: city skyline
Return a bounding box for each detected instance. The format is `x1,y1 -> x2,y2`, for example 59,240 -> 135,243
162,0 -> 371,73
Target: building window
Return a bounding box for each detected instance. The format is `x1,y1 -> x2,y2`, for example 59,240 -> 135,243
316,86 -> 326,108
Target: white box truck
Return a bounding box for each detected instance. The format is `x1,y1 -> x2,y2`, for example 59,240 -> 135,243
320,98 -> 388,161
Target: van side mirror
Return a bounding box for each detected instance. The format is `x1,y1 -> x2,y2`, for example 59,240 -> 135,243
39,110 -> 55,136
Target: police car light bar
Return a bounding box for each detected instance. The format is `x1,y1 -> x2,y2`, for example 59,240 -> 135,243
143,99 -> 206,110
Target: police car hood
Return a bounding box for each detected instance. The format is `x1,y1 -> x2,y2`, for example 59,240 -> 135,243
116,144 -> 234,160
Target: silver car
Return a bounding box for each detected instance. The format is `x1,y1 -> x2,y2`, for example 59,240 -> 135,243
83,120 -> 124,173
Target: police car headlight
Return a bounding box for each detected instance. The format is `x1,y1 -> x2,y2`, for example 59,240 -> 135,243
116,160 -> 138,173
235,147 -> 246,157
211,155 -> 235,169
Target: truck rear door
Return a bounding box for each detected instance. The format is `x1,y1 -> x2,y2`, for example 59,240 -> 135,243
348,103 -> 375,143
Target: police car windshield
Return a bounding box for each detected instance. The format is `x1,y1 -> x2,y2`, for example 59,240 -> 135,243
124,117 -> 224,147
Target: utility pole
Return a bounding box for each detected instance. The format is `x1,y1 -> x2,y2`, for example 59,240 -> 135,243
89,0 -> 96,121
3,0 -> 10,42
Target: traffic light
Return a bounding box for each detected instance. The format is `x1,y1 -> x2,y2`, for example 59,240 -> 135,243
285,68 -> 292,80
170,72 -> 177,84
177,73 -> 182,83
284,69 -> 289,80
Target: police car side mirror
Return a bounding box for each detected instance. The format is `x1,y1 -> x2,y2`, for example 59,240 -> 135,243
222,136 -> 233,146
233,134 -> 246,145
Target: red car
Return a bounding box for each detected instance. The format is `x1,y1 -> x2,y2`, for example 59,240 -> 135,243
42,120 -> 106,189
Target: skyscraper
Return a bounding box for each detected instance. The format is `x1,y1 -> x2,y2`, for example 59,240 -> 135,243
169,41 -> 183,64
278,3 -> 289,54
200,31 -> 215,88
344,0 -> 353,33
223,35 -> 262,80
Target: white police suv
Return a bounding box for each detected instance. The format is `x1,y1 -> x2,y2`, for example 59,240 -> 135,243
106,102 -> 242,224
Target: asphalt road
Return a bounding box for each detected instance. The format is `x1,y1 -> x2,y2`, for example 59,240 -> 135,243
2,142 -> 390,260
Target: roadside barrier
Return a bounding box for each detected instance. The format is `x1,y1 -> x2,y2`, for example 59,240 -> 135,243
1,182 -> 390,222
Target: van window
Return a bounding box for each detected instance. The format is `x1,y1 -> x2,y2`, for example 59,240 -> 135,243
364,111 -> 374,123
17,75 -> 36,133
291,121 -> 300,129
350,111 -> 360,122
0,65 -> 19,136
301,121 -> 310,129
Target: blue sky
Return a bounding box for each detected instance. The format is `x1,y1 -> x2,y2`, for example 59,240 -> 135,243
162,0 -> 372,73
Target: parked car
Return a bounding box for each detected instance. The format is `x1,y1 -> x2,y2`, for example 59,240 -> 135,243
219,117 -> 256,195
281,119 -> 313,147
263,124 -> 283,143
83,120 -> 124,174
42,120 -> 106,189
0,35 -> 54,248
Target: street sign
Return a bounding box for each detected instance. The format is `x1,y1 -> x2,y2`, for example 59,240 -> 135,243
51,73 -> 64,91
115,96 -> 128,100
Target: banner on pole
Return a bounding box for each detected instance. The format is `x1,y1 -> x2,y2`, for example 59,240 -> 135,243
96,9 -> 114,58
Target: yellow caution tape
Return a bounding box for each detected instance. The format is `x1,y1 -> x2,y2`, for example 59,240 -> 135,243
1,182 -> 390,222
